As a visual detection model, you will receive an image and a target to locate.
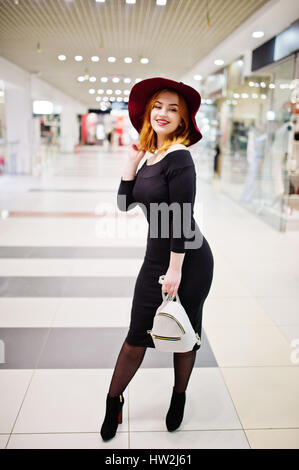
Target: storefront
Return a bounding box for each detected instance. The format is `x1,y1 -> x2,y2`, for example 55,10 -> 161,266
203,21 -> 299,231
32,101 -> 61,176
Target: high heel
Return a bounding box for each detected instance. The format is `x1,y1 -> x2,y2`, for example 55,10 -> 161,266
100,393 -> 124,441
166,387 -> 186,432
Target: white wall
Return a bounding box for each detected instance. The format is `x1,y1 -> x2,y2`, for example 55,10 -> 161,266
0,56 -> 87,174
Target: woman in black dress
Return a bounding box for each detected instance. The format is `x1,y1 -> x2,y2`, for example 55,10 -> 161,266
101,77 -> 214,441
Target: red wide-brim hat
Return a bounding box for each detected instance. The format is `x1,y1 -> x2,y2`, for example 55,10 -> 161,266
128,77 -> 202,146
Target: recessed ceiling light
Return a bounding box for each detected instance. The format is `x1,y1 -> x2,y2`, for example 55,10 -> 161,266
97,89 -> 104,94
269,83 -> 275,89
126,0 -> 136,4
135,78 -> 142,83
91,56 -> 99,62
115,90 -> 121,95
89,89 -> 95,94
124,78 -> 131,83
74,56 -> 83,61
252,31 -> 264,38
101,77 -> 108,82
106,89 -> 113,94
124,90 -> 130,95
77,76 -> 85,82
108,57 -> 116,62
96,0 -> 106,3
96,96 -> 101,102
261,94 -> 267,99
241,93 -> 249,98
58,55 -> 66,61
249,81 -> 254,87
140,57 -> 149,64
252,93 -> 258,99
89,76 -> 97,82
214,59 -> 224,66
124,57 -> 133,63
156,0 -> 167,5
193,74 -> 202,80
112,77 -> 120,83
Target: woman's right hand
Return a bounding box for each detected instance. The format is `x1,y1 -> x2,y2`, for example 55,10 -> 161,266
128,142 -> 146,165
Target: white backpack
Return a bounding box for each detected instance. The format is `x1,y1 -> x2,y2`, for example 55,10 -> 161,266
147,275 -> 201,353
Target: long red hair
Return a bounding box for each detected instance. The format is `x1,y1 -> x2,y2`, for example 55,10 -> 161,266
138,88 -> 191,154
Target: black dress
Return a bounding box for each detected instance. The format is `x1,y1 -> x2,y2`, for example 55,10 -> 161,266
117,149 -> 214,351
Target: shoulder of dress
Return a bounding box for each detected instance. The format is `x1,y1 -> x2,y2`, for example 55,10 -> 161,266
163,147 -> 194,177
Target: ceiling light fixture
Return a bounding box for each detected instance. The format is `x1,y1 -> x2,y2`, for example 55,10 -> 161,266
124,57 -> 133,63
108,57 -> 116,62
214,59 -> 224,66
91,56 -> 99,62
252,31 -> 264,38
74,56 -> 83,61
58,55 -> 66,61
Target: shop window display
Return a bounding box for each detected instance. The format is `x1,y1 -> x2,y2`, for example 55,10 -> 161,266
219,54 -> 298,231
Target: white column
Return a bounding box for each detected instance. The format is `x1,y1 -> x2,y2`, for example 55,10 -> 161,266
4,81 -> 32,175
60,103 -> 79,153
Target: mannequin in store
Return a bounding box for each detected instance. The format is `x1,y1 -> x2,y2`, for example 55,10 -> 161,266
240,121 -> 266,203
271,119 -> 292,198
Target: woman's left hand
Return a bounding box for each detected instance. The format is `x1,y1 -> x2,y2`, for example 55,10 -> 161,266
161,267 -> 182,298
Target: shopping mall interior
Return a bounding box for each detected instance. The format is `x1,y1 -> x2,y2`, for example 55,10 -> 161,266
0,0 -> 299,452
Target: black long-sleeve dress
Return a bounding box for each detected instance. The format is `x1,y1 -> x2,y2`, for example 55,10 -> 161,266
117,149 -> 214,351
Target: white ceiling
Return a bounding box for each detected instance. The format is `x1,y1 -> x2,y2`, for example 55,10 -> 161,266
0,0 -> 270,107
183,0 -> 299,87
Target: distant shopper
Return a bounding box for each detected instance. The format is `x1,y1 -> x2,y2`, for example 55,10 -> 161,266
101,77 -> 214,441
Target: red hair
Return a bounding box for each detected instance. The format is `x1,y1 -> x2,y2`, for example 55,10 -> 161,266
138,88 -> 191,154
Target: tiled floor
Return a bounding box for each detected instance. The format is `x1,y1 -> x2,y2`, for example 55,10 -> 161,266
0,146 -> 298,449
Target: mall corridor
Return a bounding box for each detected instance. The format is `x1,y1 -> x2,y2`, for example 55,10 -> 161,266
0,146 -> 298,449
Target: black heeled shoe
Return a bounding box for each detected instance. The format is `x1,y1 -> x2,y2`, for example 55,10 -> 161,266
166,387 -> 186,432
100,393 -> 124,441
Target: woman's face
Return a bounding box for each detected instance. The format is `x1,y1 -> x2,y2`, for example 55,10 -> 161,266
150,90 -> 182,138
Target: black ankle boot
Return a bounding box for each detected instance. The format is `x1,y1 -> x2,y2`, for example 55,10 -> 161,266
166,387 -> 186,432
100,393 -> 124,441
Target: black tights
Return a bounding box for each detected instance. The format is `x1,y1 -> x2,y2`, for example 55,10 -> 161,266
108,340 -> 196,397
